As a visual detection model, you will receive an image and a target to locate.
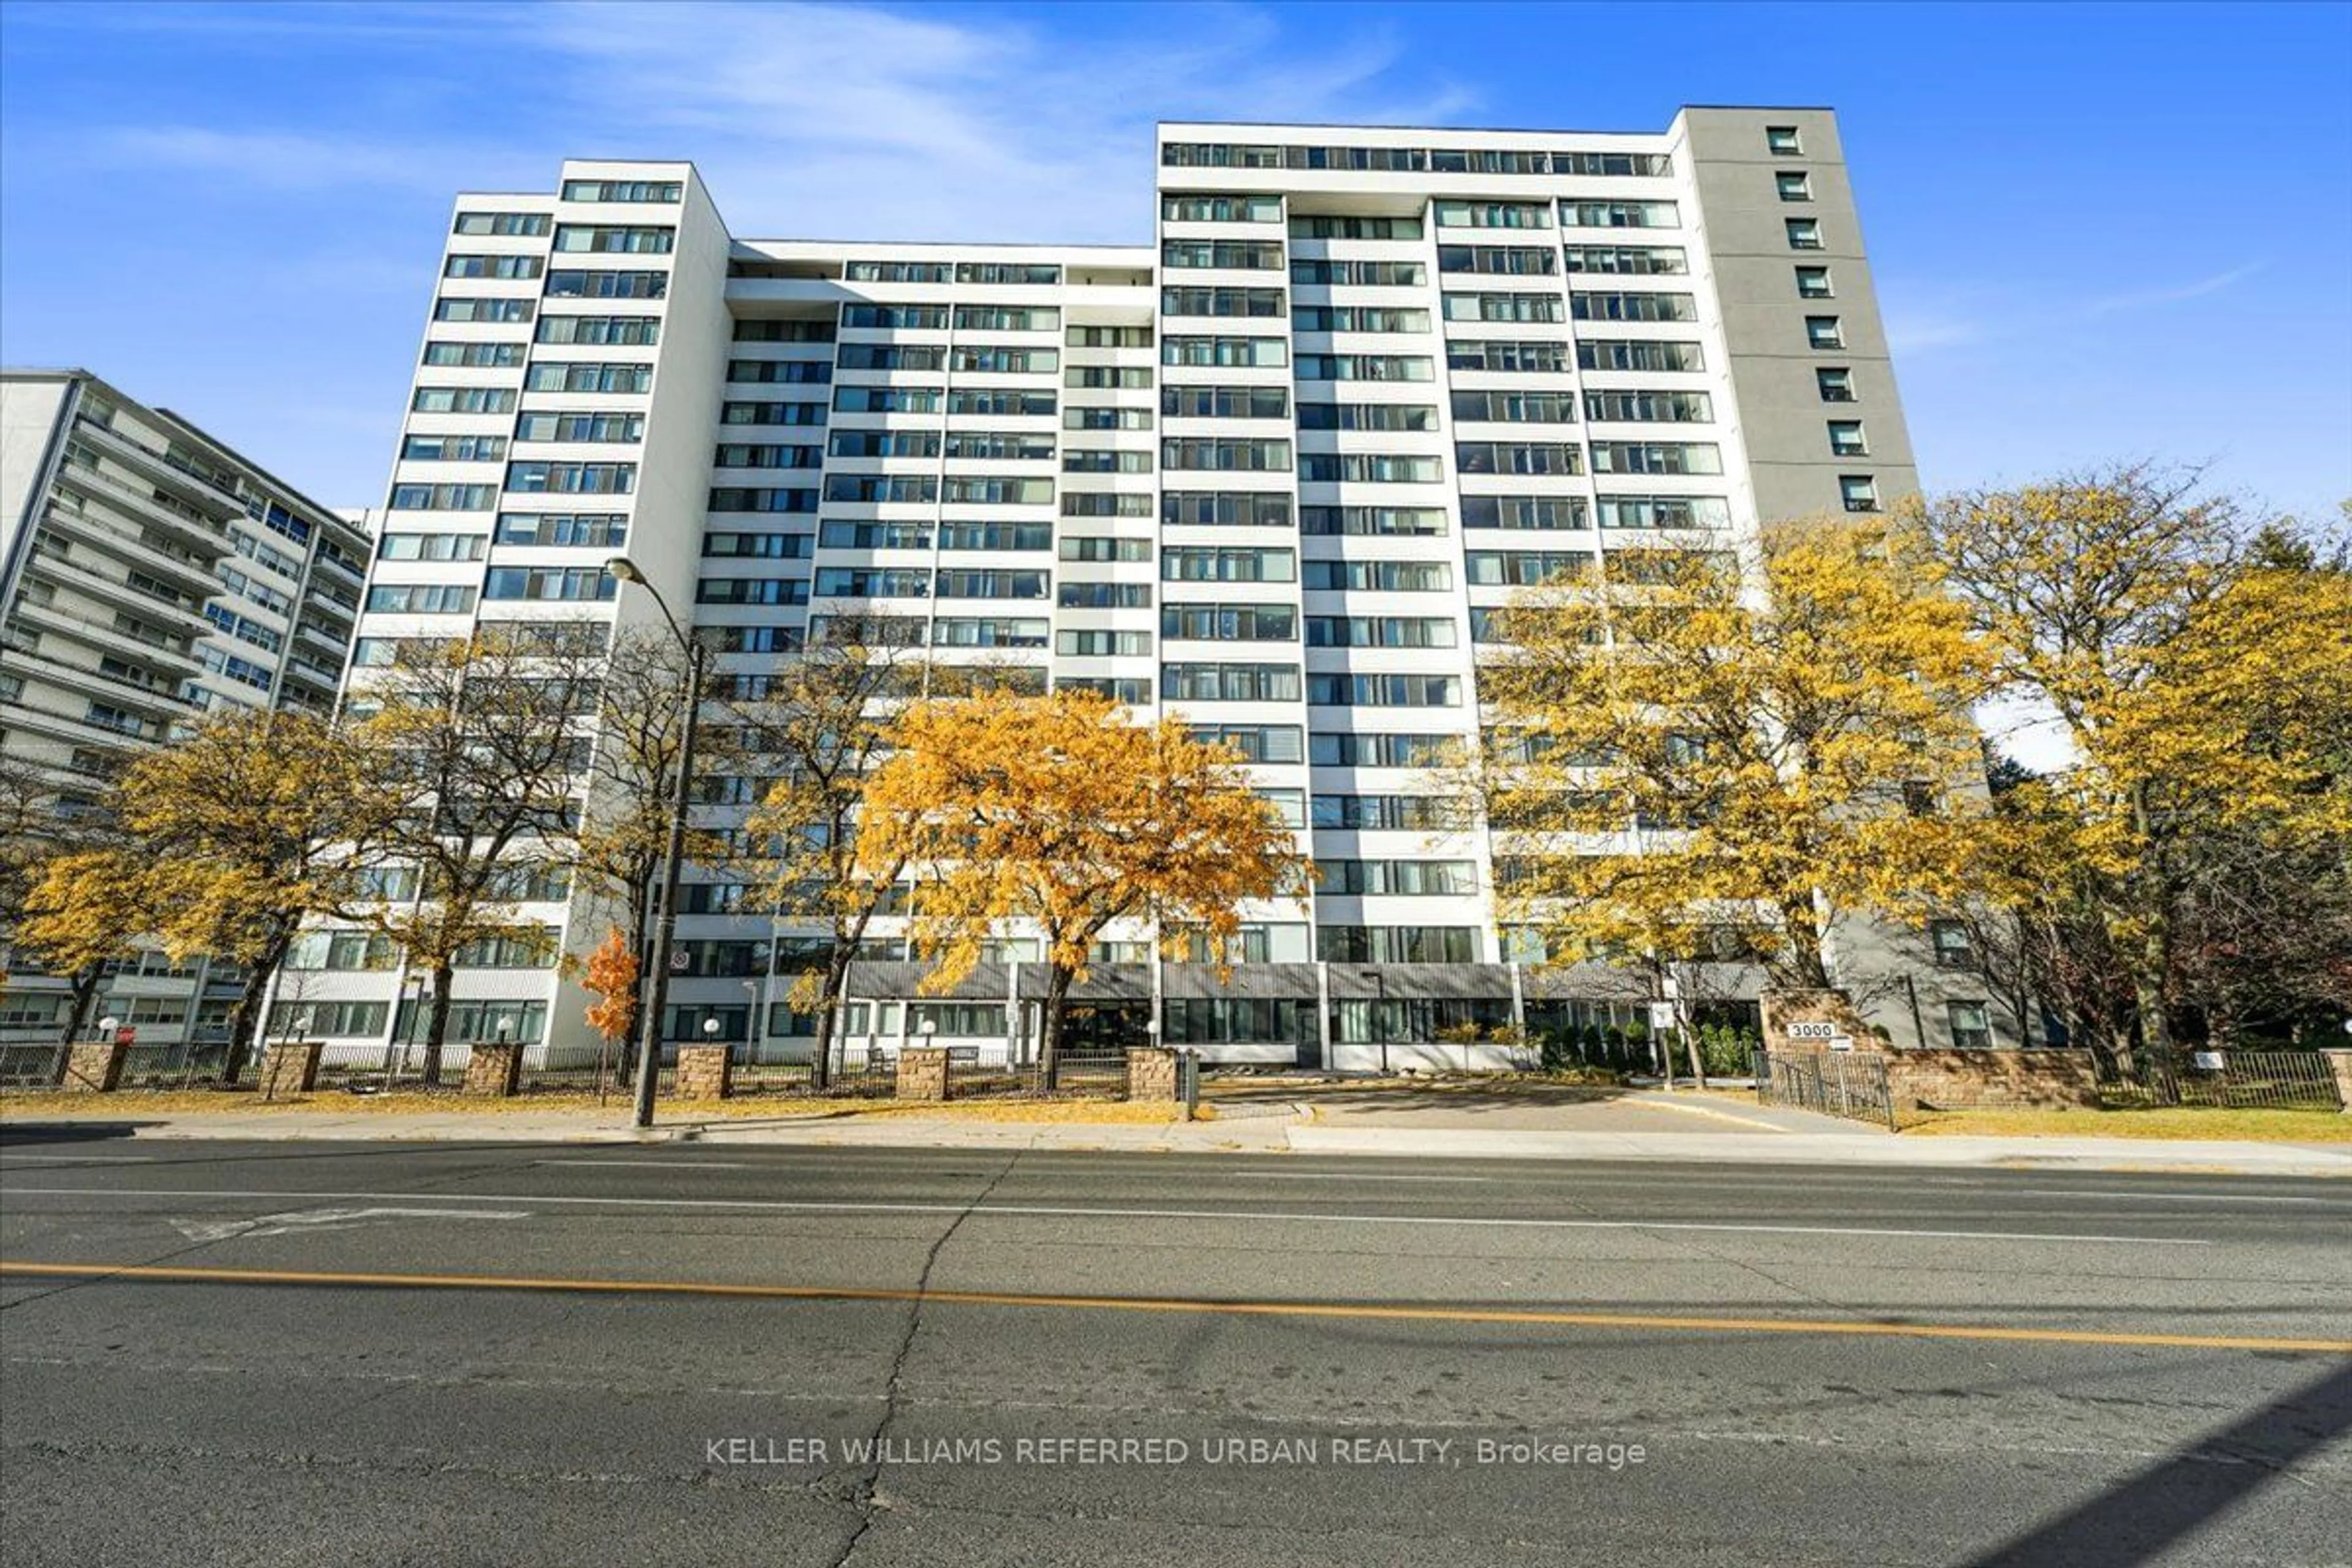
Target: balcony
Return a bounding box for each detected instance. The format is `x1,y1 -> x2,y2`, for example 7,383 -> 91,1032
52,463 -> 234,559
23,554 -> 214,640
77,418 -> 247,519
8,598 -> 206,677
40,507 -> 225,600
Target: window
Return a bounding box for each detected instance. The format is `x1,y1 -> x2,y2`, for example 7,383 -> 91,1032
1164,384 -> 1289,420
411,386 -> 515,415
1561,246 -> 1688,276
954,305 -> 1059,332
1162,194 -> 1284,224
1593,494 -> 1731,530
731,358 -> 834,384
1291,306 -> 1431,334
1164,438 -> 1291,472
546,268 -> 668,300
444,254 -> 544,281
1306,673 -> 1459,707
420,342 -> 526,370
1300,505 -> 1446,537
823,475 -> 938,505
701,575 -> 813,605
1288,214 -> 1422,241
836,344 -> 944,373
842,260 -> 951,284
1316,926 -> 1480,964
1431,200 -> 1553,230
536,314 -> 659,346
1302,559 -> 1450,592
1570,291 -> 1697,323
1163,239 -> 1285,270
1058,581 -> 1153,608
939,521 -> 1053,552
1785,218 -> 1823,251
1435,245 -> 1557,276
1817,367 -> 1856,402
723,400 -> 827,426
562,179 -> 682,202
840,302 -> 947,331
1839,475 -> 1881,513
1189,723 -> 1302,764
959,262 -> 1062,285
941,477 -> 1054,506
1063,492 -> 1154,517
1161,335 -> 1288,368
709,486 -> 818,513
1766,126 -> 1803,155
1164,546 -> 1294,582
388,483 -> 496,510
1947,1001 -> 1993,1050
826,430 -> 941,460
703,530 -> 813,559
949,388 -> 1057,417
1163,491 -> 1291,528
1454,442 -> 1578,477
505,461 -> 635,495
1442,290 -> 1565,323
1321,859 -> 1477,895
1795,265 -> 1834,299
1058,628 -> 1153,657
820,520 -> 930,550
453,211 -> 550,236
1294,354 -> 1433,382
402,434 -> 508,461
1295,402 -> 1438,432
1447,340 -> 1569,375
552,224 -> 674,254
1828,421 -> 1868,457
1806,316 -> 1845,349
1162,663 -> 1300,703
494,511 -> 626,547
1162,602 -> 1295,641
1162,286 -> 1285,318
1776,171 -> 1812,202
735,319 -> 834,342
1460,496 -> 1587,531
1291,259 -> 1426,287
267,1000 -> 388,1037
530,362 -> 654,393
518,412 -> 645,443
1577,339 -> 1703,373
365,582 -> 477,614
1466,549 -> 1592,586
1559,200 -> 1678,229
1061,535 -> 1153,562
1584,390 -> 1713,423
377,531 -> 488,562
951,431 -> 1058,461
1589,442 -> 1722,476
1066,325 -> 1154,349
483,565 -> 617,601
1930,921 -> 1975,970
1299,453 -> 1442,483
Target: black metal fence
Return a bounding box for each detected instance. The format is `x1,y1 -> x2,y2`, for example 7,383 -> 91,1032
2101,1052 -> 2345,1112
1755,1048 -> 1898,1131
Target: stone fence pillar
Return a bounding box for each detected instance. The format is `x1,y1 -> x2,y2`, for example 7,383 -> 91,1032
1126,1046 -> 1180,1102
897,1047 -> 950,1103
260,1039 -> 325,1100
1758,989 -> 1882,1055
674,1044 -> 733,1101
464,1041 -> 524,1098
61,1038 -> 129,1093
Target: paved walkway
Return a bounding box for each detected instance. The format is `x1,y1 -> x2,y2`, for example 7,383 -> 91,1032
5,1093 -> 2347,1175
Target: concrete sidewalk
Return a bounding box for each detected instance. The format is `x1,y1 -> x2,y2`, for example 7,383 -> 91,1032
4,1101 -> 2348,1174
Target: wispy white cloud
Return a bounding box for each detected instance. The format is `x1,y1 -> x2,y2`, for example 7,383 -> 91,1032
83,127 -> 534,193
2086,261 -> 2265,315
1883,310 -> 1989,354
531,1 -> 1480,242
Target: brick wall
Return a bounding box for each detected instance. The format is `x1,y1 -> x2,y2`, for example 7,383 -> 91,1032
897,1047 -> 950,1103
260,1040 -> 323,1100
1127,1047 -> 1178,1102
1888,1050 -> 2098,1111
61,1039 -> 127,1093
675,1044 -> 733,1101
464,1042 -> 524,1098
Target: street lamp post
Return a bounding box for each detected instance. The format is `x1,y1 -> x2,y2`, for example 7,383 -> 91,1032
609,556 -> 707,1131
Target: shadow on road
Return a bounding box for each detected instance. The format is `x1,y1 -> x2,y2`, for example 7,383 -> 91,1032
1964,1358 -> 2352,1567
0,1121 -> 160,1146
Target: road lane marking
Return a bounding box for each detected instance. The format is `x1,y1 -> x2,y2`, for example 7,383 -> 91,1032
1,1260 -> 2338,1353
0,1154 -> 154,1163
0,1183 -> 2211,1245
1231,1172 -> 1494,1184
169,1207 -> 530,1242
537,1159 -> 756,1170
1992,1189 -> 2338,1205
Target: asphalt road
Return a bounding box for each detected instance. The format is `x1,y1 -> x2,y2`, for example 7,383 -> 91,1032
1,1131 -> 2346,1568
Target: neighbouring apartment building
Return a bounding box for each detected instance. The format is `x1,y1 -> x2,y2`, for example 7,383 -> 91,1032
0,369 -> 369,1055
315,107 -> 2016,1072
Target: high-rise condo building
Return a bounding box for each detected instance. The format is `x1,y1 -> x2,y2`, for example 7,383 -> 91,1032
0,369 -> 368,1056
319,107 -> 2013,1072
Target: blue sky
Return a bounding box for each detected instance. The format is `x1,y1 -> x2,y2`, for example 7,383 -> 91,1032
2,1 -> 2346,517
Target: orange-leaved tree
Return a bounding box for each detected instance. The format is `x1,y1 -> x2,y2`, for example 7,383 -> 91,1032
580,925 -> 638,1056
855,687 -> 1310,1088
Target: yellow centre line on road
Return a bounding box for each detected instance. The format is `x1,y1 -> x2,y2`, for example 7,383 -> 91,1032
6,1259 -> 2347,1355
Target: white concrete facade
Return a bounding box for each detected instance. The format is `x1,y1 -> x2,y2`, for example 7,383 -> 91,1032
1,369 -> 368,1054
317,111 -> 2014,1072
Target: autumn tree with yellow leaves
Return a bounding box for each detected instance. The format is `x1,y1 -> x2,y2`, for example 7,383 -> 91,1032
1472,516 -> 1998,1005
350,630 -> 605,1084
1909,467 -> 2352,1063
14,710 -> 398,1079
856,688 -> 1310,1088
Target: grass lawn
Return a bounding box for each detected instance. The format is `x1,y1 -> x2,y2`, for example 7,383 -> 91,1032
0,1088 -> 1201,1125
1899,1105 -> 2352,1142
